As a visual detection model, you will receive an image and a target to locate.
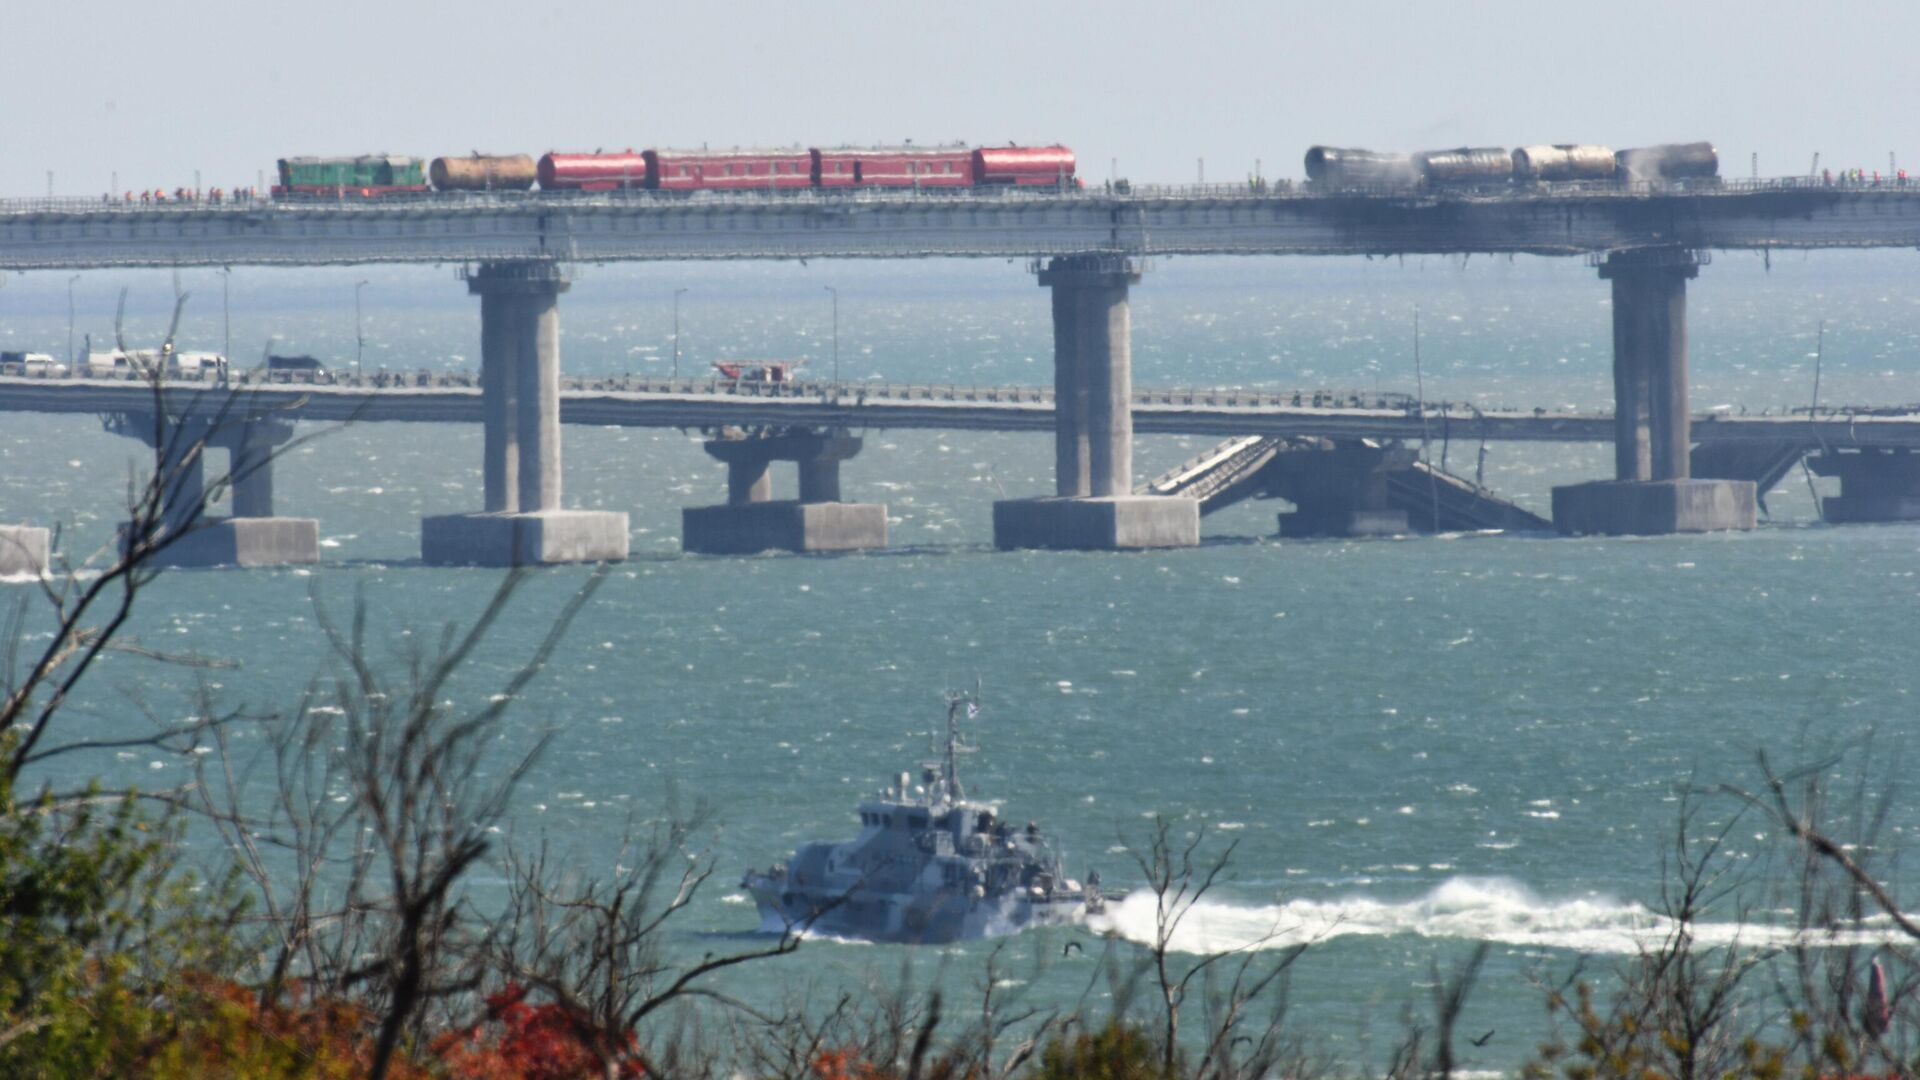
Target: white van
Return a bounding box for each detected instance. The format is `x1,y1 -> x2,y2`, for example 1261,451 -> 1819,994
0,352 -> 67,377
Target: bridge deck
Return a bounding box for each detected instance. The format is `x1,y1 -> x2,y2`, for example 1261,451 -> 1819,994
1,374 -> 1914,448
4,179 -> 1919,268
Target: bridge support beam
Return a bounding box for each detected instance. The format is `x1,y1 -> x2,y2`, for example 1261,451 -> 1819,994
0,526 -> 50,578
1263,440 -> 1414,538
1552,249 -> 1756,535
683,430 -> 887,554
1809,449 -> 1920,522
423,261 -> 629,566
994,255 -> 1199,550
107,413 -> 319,568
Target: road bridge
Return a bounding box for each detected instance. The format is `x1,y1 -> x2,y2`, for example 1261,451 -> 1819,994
6,179 -> 1920,559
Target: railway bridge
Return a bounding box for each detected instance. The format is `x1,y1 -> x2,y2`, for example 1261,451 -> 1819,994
4,180 -> 1920,566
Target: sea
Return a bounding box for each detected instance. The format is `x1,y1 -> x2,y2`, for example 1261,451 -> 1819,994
2,249 -> 1919,1064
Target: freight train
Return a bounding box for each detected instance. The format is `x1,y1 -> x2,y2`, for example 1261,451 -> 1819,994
272,144 -> 1077,197
1303,141 -> 1719,190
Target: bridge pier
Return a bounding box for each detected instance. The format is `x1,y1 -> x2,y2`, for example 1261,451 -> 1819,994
0,525 -> 50,578
107,414 -> 319,567
1264,440 -> 1414,537
993,256 -> 1199,550
422,261 -> 629,566
1552,249 -> 1756,535
1809,449 -> 1920,523
682,430 -> 887,554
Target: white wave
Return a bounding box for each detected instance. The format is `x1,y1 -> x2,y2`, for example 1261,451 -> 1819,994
1087,876 -> 1902,956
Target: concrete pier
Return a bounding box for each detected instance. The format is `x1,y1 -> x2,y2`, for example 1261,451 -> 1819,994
994,255 -> 1199,550
1809,449 -> 1920,522
1552,249 -> 1755,535
109,413 -> 319,567
682,430 -> 887,554
1264,441 -> 1414,538
0,525 -> 50,578
422,261 -> 628,566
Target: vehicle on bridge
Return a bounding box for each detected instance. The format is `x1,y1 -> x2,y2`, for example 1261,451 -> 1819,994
1305,140 -> 1719,190
266,354 -> 327,381
82,347 -> 228,380
0,352 -> 65,377
273,155 -> 429,197
713,360 -> 801,385
275,144 -> 1077,198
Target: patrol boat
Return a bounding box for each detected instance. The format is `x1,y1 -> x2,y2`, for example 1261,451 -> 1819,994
741,691 -> 1105,944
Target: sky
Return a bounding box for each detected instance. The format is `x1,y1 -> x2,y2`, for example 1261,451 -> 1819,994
6,1 -> 1918,197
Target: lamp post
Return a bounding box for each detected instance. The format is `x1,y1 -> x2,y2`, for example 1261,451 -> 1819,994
672,287 -> 688,382
824,285 -> 838,385
218,268 -> 231,363
354,279 -> 369,379
66,275 -> 79,366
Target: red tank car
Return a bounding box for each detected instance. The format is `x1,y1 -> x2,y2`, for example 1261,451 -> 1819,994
537,151 -> 649,191
811,146 -> 973,188
646,149 -> 814,192
972,146 -> 1077,186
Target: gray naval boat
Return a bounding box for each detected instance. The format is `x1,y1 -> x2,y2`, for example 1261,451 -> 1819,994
742,692 -> 1106,944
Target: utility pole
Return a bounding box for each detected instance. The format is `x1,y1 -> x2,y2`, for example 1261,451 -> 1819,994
354,279 -> 369,378
219,268 -> 231,361
673,287 -> 689,381
824,285 -> 839,385
66,275 -> 79,366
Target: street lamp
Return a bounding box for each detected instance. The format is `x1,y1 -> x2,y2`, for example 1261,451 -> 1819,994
218,268 -> 231,364
354,279 -> 369,379
66,275 -> 79,366
823,285 -> 839,385
672,287 -> 688,382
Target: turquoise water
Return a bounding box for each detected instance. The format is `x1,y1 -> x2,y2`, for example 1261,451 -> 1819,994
3,251 -> 1920,1061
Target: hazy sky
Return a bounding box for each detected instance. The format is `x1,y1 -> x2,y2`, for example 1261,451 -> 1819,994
6,1 -> 1918,196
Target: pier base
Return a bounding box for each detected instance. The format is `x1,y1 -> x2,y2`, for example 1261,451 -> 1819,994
130,517 -> 321,568
1808,449 -> 1920,523
0,525 -> 50,578
421,510 -> 629,566
1551,480 -> 1756,536
682,501 -> 887,555
992,496 -> 1200,551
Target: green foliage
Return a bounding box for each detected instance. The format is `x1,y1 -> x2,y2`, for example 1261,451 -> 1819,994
1033,1020 -> 1172,1080
0,750 -> 250,1078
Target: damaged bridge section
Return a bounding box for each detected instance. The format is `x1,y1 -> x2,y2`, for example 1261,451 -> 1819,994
1140,436 -> 1550,536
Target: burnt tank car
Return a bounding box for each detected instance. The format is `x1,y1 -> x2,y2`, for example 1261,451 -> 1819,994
1414,147 -> 1514,185
1511,144 -> 1617,182
1303,146 -> 1418,188
1615,142 -> 1719,183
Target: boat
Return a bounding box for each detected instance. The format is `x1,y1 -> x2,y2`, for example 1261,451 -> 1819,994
741,690 -> 1106,944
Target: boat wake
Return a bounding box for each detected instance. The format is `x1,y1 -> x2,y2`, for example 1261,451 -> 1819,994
1088,875 -> 1897,956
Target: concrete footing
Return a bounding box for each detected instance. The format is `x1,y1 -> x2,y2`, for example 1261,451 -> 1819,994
1279,508 -> 1408,538
1551,479 -> 1756,536
0,525 -> 51,578
421,510 -> 630,566
682,501 -> 887,555
992,496 -> 1200,551
132,517 -> 321,568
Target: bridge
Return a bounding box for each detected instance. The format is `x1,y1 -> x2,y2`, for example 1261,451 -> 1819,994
3,180 -> 1918,269
4,178 -> 1920,567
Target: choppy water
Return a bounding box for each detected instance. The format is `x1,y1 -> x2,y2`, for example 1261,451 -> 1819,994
3,251 -> 1920,1062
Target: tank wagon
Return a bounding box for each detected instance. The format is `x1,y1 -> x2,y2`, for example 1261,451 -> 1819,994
1306,141 -> 1719,190
274,144 -> 1076,198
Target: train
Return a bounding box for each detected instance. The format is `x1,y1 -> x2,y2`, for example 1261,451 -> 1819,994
273,144 -> 1078,198
1304,141 -> 1719,190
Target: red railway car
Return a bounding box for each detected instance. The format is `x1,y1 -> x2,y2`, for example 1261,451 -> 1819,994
812,146 -> 974,188
536,151 -> 649,190
645,149 -> 814,192
973,146 -> 1078,186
